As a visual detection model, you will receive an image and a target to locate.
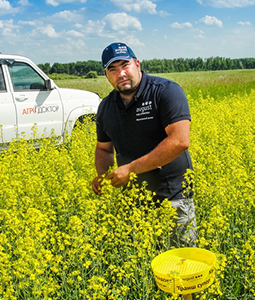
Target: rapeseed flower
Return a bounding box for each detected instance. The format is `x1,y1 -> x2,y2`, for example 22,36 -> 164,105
0,90 -> 254,299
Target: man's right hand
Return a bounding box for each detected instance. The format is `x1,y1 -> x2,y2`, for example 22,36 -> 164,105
92,176 -> 103,194
93,141 -> 115,194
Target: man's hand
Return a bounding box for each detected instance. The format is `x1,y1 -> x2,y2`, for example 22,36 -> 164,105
106,164 -> 131,188
92,176 -> 103,194
92,141 -> 115,194
92,164 -> 131,194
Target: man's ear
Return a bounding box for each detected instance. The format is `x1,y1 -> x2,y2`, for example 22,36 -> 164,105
135,59 -> 141,71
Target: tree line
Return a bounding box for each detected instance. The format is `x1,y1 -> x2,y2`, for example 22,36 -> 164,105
38,57 -> 255,76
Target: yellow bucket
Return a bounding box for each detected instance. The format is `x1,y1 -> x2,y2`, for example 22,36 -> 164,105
151,248 -> 216,295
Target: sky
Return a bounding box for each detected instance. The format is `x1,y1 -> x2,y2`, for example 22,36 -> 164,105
0,0 -> 255,64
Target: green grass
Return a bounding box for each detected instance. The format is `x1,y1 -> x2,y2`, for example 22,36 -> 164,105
55,76 -> 112,99
159,69 -> 255,100
55,69 -> 255,100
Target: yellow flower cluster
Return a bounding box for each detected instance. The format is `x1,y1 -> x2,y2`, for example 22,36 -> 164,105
0,119 -> 177,299
189,90 -> 255,299
0,86 -> 254,299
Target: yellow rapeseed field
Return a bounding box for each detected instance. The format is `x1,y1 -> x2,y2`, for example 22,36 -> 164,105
0,72 -> 254,299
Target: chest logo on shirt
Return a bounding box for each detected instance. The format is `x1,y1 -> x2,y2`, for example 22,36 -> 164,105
136,101 -> 154,121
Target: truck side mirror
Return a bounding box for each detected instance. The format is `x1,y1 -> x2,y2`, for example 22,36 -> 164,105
45,79 -> 55,90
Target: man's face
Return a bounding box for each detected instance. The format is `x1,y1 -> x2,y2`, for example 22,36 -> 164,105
105,58 -> 142,95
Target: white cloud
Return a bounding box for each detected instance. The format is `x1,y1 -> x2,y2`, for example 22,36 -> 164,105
46,0 -> 58,6
193,29 -> 205,39
104,12 -> 142,32
158,10 -> 170,17
0,19 -> 19,36
122,35 -> 144,47
46,0 -> 87,7
170,22 -> 193,29
48,38 -> 86,61
199,15 -> 223,27
110,0 -> 157,14
66,29 -> 84,37
0,0 -> 12,10
41,25 -> 59,38
51,10 -> 83,22
75,23 -> 83,29
197,0 -> 255,8
18,20 -> 36,26
18,0 -> 31,5
0,0 -> 20,15
64,38 -> 85,50
195,33 -> 205,39
32,24 -> 60,38
85,19 -> 107,37
85,12 -> 142,38
238,21 -> 251,25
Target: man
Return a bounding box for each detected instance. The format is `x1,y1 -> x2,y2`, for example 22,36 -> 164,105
92,42 -> 196,247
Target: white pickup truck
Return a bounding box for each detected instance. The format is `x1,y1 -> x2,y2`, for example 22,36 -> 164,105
0,53 -> 101,148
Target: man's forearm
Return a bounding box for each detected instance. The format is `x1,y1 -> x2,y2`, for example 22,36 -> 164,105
106,135 -> 187,188
95,147 -> 114,176
129,135 -> 187,175
129,120 -> 190,175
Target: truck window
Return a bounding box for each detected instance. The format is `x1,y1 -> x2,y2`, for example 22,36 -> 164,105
8,62 -> 46,92
0,66 -> 6,92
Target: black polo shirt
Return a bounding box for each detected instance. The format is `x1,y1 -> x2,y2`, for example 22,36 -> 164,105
96,72 -> 193,200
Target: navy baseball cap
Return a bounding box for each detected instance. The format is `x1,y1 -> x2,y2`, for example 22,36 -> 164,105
102,42 -> 136,70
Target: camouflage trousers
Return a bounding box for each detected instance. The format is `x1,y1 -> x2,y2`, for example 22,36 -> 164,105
169,198 -> 197,248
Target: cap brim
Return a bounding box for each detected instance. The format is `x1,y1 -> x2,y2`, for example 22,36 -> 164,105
104,56 -> 132,70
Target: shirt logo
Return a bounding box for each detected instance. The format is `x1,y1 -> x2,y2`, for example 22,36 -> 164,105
136,101 -> 153,121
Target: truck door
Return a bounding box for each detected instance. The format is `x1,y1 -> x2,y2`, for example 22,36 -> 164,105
0,64 -> 17,143
7,61 -> 64,140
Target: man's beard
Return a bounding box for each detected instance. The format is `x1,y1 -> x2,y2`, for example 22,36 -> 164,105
117,81 -> 140,95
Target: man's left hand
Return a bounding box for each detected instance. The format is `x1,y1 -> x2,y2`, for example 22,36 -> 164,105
106,164 -> 131,188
